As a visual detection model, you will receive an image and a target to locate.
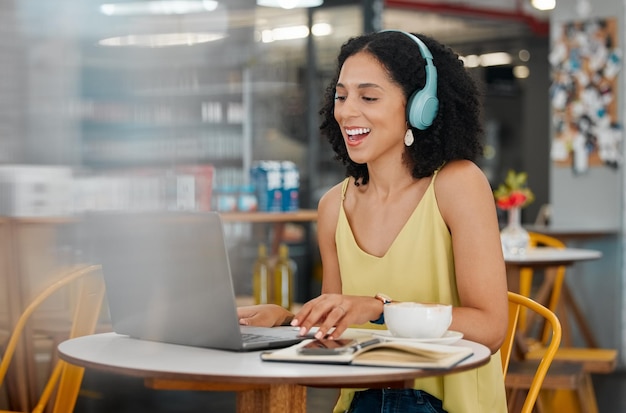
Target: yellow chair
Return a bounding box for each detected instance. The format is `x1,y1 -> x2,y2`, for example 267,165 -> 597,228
517,233 -> 615,413
501,291 -> 562,413
0,264 -> 105,413
518,232 -> 566,343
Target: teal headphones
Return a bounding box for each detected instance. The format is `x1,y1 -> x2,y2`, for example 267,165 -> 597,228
383,30 -> 439,130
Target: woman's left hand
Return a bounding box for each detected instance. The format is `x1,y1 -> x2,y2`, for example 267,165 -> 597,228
238,304 -> 294,327
291,294 -> 380,339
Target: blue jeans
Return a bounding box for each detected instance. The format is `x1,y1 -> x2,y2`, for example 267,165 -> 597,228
347,389 -> 448,413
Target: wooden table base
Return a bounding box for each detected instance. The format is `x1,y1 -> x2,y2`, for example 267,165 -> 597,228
238,384 -> 306,413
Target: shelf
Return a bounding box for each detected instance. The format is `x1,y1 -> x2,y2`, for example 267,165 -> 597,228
0,210 -> 317,225
82,158 -> 243,170
0,217 -> 77,225
219,209 -> 317,223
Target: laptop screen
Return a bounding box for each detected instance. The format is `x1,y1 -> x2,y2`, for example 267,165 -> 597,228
82,211 -> 246,349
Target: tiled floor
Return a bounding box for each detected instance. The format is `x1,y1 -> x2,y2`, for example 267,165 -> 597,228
72,369 -> 625,412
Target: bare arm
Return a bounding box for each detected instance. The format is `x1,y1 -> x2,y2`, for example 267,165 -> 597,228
292,181 -> 383,339
436,160 -> 509,352
317,183 -> 342,295
238,180 -> 382,333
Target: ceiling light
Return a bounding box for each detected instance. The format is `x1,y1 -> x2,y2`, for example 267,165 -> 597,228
479,52 -> 512,67
311,23 -> 332,36
518,49 -> 531,62
262,26 -> 309,42
256,0 -> 323,9
460,52 -> 513,68
530,0 -> 555,11
461,54 -> 481,68
98,32 -> 226,47
513,65 -> 530,79
100,1 -> 219,16
260,23 -> 332,43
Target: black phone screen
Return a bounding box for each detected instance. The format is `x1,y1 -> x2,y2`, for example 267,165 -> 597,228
298,338 -> 357,355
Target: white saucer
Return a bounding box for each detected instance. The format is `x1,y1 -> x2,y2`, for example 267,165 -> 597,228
372,330 -> 464,345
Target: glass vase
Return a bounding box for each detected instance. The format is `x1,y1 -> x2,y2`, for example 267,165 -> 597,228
500,207 -> 529,256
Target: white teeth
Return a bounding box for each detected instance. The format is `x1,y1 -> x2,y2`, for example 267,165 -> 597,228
346,128 -> 371,136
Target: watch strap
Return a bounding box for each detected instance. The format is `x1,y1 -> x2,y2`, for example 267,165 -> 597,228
370,293 -> 392,324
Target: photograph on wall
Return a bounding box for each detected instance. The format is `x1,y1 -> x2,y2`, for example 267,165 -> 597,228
549,17 -> 621,174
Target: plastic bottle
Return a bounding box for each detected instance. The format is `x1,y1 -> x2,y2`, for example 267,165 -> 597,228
252,243 -> 271,305
273,243 -> 294,309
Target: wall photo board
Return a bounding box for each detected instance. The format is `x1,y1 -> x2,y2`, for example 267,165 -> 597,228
550,17 -> 621,174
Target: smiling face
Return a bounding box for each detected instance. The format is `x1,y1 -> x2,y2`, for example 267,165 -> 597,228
333,51 -> 408,166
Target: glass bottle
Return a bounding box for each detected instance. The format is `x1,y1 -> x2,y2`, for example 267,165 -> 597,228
273,243 -> 293,309
252,243 -> 271,305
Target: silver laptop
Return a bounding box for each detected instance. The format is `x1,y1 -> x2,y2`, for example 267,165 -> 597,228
82,211 -> 308,351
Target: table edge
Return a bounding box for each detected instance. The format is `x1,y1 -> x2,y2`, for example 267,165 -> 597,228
504,247 -> 602,266
58,333 -> 491,386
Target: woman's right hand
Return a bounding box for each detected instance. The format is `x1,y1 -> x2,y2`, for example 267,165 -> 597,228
237,304 -> 294,327
291,294 -> 382,339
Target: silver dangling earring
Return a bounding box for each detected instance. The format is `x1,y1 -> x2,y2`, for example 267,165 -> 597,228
404,129 -> 415,147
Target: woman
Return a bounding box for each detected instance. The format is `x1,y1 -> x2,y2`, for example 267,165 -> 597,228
239,30 -> 508,413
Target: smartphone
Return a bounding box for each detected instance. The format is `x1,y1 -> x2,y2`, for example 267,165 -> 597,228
297,338 -> 358,355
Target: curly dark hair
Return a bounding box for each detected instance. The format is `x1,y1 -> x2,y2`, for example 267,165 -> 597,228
319,31 -> 483,185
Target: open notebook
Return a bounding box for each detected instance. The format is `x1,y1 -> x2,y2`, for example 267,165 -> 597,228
261,337 -> 474,369
83,211 -> 309,351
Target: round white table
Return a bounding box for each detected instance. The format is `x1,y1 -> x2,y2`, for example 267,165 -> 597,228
58,331 -> 492,413
504,246 -> 602,347
504,247 -> 601,267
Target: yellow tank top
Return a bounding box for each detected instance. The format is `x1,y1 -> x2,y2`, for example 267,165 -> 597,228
333,173 -> 507,413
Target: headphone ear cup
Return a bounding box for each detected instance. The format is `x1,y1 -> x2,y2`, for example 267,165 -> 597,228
407,89 -> 439,130
381,30 -> 439,130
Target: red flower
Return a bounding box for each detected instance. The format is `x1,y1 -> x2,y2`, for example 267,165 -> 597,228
496,198 -> 512,209
493,170 -> 534,210
509,191 -> 527,207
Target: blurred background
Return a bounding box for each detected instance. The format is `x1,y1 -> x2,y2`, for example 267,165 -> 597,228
0,0 -> 551,216
0,0 -> 553,299
6,1 -> 625,412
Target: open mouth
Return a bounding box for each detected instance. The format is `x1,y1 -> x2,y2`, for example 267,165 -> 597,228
345,127 -> 370,144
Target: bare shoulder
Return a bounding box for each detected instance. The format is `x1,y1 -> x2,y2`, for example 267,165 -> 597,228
435,160 -> 490,196
435,160 -> 494,219
436,160 -> 487,184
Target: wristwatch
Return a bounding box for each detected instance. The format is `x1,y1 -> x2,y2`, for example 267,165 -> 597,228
370,293 -> 392,324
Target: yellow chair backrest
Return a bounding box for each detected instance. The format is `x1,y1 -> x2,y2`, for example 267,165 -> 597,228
518,232 -> 566,342
501,291 -> 562,413
0,265 -> 105,413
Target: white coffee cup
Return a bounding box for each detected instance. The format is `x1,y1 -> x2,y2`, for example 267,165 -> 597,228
384,302 -> 453,339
